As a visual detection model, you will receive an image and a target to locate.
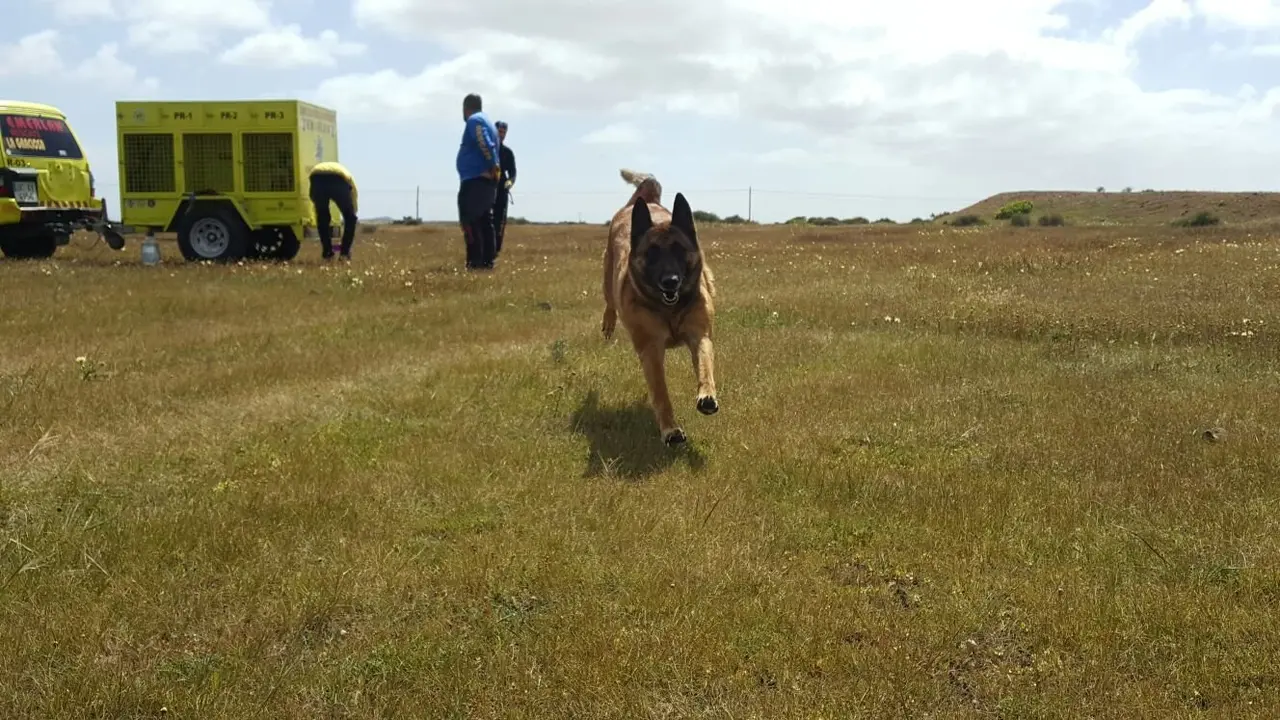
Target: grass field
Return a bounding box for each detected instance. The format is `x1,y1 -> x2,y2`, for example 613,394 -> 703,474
3,219 -> 1280,718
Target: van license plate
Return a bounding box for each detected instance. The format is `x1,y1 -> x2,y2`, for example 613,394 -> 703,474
14,181 -> 38,204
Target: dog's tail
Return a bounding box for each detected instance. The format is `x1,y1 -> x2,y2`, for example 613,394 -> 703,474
620,168 -> 652,187
620,168 -> 662,207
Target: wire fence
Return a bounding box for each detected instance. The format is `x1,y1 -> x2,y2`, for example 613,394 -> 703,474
92,183 -> 980,224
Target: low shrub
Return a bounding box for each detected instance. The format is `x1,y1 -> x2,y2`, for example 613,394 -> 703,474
1171,212 -> 1220,227
994,200 -> 1034,219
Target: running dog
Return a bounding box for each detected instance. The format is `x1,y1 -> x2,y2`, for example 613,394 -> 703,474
601,168 -> 719,445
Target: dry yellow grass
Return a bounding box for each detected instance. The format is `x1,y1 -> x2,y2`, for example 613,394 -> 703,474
2,220 -> 1279,718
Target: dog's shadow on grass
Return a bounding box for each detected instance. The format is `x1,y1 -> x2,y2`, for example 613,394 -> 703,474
570,390 -> 706,480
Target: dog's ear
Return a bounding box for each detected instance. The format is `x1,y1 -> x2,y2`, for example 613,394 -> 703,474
631,199 -> 652,250
672,192 -> 698,248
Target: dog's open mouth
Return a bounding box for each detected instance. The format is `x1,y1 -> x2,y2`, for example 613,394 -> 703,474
661,290 -> 679,305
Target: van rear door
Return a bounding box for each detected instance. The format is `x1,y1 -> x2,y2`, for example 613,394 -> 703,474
0,114 -> 92,207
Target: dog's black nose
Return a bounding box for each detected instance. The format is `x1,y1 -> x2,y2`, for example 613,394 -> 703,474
659,274 -> 680,291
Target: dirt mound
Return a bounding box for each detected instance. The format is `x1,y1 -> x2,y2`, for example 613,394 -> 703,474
938,190 -> 1280,225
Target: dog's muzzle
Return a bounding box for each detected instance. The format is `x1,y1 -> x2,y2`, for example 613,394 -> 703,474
659,274 -> 680,305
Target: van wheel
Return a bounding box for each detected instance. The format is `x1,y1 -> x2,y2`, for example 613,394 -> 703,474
176,206 -> 249,262
247,227 -> 301,261
0,232 -> 58,259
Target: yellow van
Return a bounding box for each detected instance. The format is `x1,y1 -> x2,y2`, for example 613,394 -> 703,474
0,100 -> 124,258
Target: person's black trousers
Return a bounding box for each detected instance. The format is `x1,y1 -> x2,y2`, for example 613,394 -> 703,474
309,172 -> 357,258
493,189 -> 510,256
458,176 -> 498,269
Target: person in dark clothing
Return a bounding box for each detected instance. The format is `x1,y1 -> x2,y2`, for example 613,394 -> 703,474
455,93 -> 502,270
493,120 -> 517,256
308,161 -> 359,261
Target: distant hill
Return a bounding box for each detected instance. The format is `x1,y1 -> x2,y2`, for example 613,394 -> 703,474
936,190 -> 1280,226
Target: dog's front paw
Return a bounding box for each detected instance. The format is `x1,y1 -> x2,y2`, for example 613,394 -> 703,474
601,310 -> 616,340
696,395 -> 719,415
663,427 -> 687,446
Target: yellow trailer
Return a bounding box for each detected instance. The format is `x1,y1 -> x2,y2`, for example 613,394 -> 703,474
115,99 -> 341,262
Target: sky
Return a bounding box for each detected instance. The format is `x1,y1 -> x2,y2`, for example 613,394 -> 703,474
6,0 -> 1280,223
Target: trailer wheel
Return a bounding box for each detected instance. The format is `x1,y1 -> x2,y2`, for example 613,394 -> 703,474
247,227 -> 301,261
0,231 -> 58,260
176,206 -> 249,262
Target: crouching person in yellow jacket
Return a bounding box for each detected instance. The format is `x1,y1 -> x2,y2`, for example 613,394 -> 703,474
309,161 -> 359,261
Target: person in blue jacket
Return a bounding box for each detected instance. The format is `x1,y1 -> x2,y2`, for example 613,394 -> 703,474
455,93 -> 502,270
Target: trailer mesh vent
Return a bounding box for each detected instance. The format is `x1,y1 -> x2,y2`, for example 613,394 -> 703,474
242,133 -> 295,193
121,134 -> 175,194
182,133 -> 235,193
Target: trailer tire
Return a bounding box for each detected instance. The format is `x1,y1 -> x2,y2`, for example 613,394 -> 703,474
176,205 -> 249,263
247,227 -> 301,261
0,231 -> 58,260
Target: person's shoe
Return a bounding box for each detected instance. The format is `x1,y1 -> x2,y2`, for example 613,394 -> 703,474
338,253 -> 351,263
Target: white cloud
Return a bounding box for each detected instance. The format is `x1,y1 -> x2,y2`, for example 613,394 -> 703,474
0,31 -> 156,93
581,122 -> 641,145
220,26 -> 366,69
72,43 -> 160,93
1107,0 -> 1194,49
0,31 -> 63,76
45,0 -> 322,61
316,0 -> 1280,192
121,0 -> 272,54
1192,0 -> 1280,29
44,0 -> 115,21
313,54 -> 534,123
753,148 -> 817,166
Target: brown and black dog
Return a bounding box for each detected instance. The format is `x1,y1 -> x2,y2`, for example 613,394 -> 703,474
602,168 -> 719,445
